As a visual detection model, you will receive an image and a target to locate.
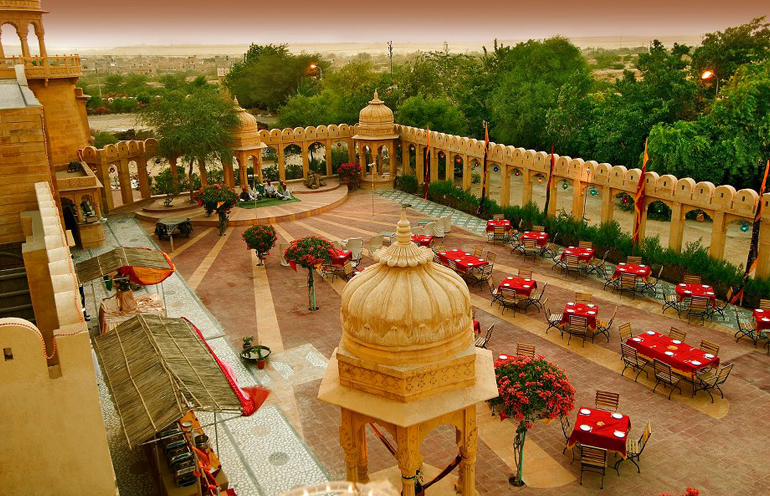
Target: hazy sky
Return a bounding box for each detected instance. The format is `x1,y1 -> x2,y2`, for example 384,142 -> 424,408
8,0 -> 770,49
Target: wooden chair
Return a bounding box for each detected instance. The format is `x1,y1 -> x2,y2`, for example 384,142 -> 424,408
734,308 -> 759,345
564,254 -> 582,277
575,292 -> 592,303
448,260 -> 460,274
473,245 -> 484,258
492,213 -> 504,220
618,272 -> 638,299
487,278 -> 502,307
626,255 -> 642,264
618,322 -> 633,342
641,265 -> 663,296
431,243 -> 445,254
594,390 -> 620,411
499,288 -> 522,315
683,274 -> 702,285
760,299 -> 770,310
699,339 -> 720,356
710,288 -> 731,320
662,285 -> 683,316
579,446 -> 608,489
532,225 -> 545,232
653,359 -> 683,400
474,324 -> 495,349
486,251 -> 497,265
559,415 -> 579,462
693,363 -> 734,403
524,283 -> 546,313
586,250 -> 609,277
687,296 -> 710,325
542,240 -> 560,261
578,240 -> 593,249
550,245 -> 566,270
615,421 -> 652,474
466,264 -> 493,288
342,260 -> 356,281
669,327 -> 687,342
516,343 -> 536,358
521,238 -> 540,259
595,306 -> 616,343
544,299 -> 564,337
620,343 -> 650,382
517,269 -> 533,279
489,225 -> 510,243
567,315 -> 589,347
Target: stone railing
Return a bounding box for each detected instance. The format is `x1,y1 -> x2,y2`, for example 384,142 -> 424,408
0,55 -> 82,79
258,123 -> 356,147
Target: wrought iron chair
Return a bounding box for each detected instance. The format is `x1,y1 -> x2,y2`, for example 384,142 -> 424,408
474,324 -> 495,349
626,255 -> 643,264
575,292 -> 592,303
602,264 -> 618,291
564,254 -> 583,277
709,287 -> 732,320
683,274 -> 702,284
734,308 -> 759,345
668,327 -> 687,342
595,306 -> 616,343
499,287 -> 522,316
594,390 -> 620,411
662,285 -> 683,316
544,299 -> 564,337
559,414 -> 579,462
551,246 -> 567,270
542,235 -> 560,260
516,343 -> 536,358
615,421 -> 652,474
567,315 -> 589,347
488,277 -> 502,307
523,283 -> 547,313
521,238 -> 540,259
586,250 -> 609,277
579,446 -> 608,489
578,240 -> 593,250
693,363 -> 733,402
620,343 -> 650,382
617,272 -> 638,299
467,264 -> 493,289
641,265 -> 663,296
687,296 -> 710,325
699,339 -> 720,357
653,359 -> 683,400
618,322 -> 633,342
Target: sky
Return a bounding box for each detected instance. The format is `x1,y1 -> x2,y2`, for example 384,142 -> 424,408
7,0 -> 770,50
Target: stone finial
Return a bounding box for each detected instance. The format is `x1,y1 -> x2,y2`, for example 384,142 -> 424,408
373,206 -> 433,267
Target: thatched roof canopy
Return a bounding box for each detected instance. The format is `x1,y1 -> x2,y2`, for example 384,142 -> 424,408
75,247 -> 172,284
94,314 -> 242,448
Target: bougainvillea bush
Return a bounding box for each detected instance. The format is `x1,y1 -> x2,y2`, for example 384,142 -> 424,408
196,184 -> 238,215
660,488 -> 699,496
242,225 -> 277,264
338,162 -> 362,188
490,354 -> 576,486
283,236 -> 336,310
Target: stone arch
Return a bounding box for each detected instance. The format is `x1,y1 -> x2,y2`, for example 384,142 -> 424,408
331,140 -> 350,175
1,22 -> 22,56
283,143 -> 303,180
307,140 -> 326,174
451,154 -> 464,186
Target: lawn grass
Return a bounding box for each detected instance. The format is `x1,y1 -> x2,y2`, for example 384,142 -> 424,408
235,197 -> 300,209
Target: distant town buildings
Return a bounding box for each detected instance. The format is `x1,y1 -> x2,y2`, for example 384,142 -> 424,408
81,54 -> 238,76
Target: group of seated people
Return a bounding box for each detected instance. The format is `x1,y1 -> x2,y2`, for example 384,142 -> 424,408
239,179 -> 293,202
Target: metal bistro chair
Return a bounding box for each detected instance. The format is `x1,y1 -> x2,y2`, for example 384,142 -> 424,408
662,285 -> 684,316
641,265 -> 663,296
487,278 -> 502,307
542,234 -> 560,260
595,390 -> 620,411
652,359 -> 683,400
579,446 -> 608,489
683,274 -> 702,285
602,264 -> 619,291
474,324 -> 495,349
473,245 -> 484,258
564,254 -> 583,277
544,299 -> 564,337
521,238 -> 540,259
620,343 -> 650,382
687,296 -> 710,325
467,264 -> 493,289
617,272 -> 638,299
699,339 -> 720,357
618,322 -> 633,342
669,327 -> 688,342
489,225 -> 510,244
575,292 -> 592,303
499,287 -> 522,316
760,299 -> 770,310
567,315 -> 589,347
710,287 -> 732,320
551,245 -> 567,271
486,251 -> 497,265
532,225 -> 545,232
518,269 -> 533,279
524,283 -> 547,313
734,308 -> 759,345
627,255 -> 643,264
693,363 -> 734,403
560,414 -> 579,462
516,343 -> 536,358
595,305 -> 616,343
586,250 -> 609,277
615,421 -> 652,474
578,240 -> 593,250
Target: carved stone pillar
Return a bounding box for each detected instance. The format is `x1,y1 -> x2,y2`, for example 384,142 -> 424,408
500,165 -> 511,207
18,26 -> 30,57
136,154 -> 151,199
600,187 -> 614,224
446,152 -> 455,184
668,202 -> 685,252
0,30 -> 5,58
325,139 -> 333,176
709,211 -> 728,260
396,426 -> 422,496
430,147 -> 438,182
521,169 -> 533,205
462,155 -> 471,191
277,146 -> 286,181
339,409 -> 360,483
302,141 -> 310,178
96,156 -> 114,213
36,27 -> 47,58
401,139 -> 410,174
416,146 -> 424,185
358,424 -> 369,483
571,179 -> 584,220
118,158 -> 133,205
455,406 -> 478,495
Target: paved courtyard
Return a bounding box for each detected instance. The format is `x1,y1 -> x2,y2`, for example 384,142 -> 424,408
88,188 -> 770,496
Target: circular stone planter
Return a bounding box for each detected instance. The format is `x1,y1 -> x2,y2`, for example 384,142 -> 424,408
241,345 -> 272,369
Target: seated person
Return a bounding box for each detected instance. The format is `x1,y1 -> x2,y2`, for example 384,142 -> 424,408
239,188 -> 251,202
277,180 -> 293,200
264,179 -> 278,198
248,185 -> 261,201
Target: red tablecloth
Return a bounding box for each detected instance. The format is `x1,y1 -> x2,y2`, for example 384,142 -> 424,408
331,249 -> 352,266
486,220 -> 511,233
753,309 -> 770,332
560,247 -> 595,262
521,231 -> 549,247
473,320 -> 481,335
498,276 -> 537,296
612,263 -> 651,280
675,283 -> 716,307
411,234 -> 433,247
560,302 -> 598,330
568,407 -> 631,457
437,249 -> 490,272
625,331 -> 719,377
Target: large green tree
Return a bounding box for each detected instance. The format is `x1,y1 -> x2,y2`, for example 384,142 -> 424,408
141,87 -> 239,200
396,95 -> 469,136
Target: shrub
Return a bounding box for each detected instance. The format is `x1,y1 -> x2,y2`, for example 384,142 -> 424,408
286,164 -> 303,180
338,162 -> 362,187
92,131 -> 118,149
242,225 -> 277,257
396,175 -> 418,195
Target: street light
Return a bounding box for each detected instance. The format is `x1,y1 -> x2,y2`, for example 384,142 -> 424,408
309,63 -> 323,79
701,69 -> 718,96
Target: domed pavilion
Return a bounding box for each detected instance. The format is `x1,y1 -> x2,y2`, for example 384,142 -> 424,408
354,91 -> 399,189
222,99 -> 267,189
318,206 -> 497,495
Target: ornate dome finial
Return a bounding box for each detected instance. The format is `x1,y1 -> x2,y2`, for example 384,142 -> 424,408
373,206 -> 433,267
233,96 -> 240,107
373,89 -> 379,101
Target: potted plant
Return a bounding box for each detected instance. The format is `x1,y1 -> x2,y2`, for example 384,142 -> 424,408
242,225 -> 278,266
283,236 -> 335,311
338,162 -> 362,189
242,335 -> 254,350
195,184 -> 238,235
241,343 -> 272,369
490,354 -> 575,487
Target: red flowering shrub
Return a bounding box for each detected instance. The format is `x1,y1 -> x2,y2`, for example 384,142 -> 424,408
490,354 -> 575,425
283,236 -> 335,269
242,225 -> 277,256
196,184 -> 238,215
660,488 -> 699,496
338,162 -> 362,186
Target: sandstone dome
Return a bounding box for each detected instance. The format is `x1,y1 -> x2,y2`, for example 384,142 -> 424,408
340,208 -> 474,366
354,90 -> 399,140
232,98 -> 265,151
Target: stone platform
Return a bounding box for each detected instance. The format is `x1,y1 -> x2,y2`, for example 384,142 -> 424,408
134,179 -> 348,227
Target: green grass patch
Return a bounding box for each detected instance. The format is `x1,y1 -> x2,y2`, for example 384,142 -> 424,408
235,197 -> 300,209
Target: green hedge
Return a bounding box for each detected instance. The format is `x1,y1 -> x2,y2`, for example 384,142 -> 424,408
396,177 -> 770,308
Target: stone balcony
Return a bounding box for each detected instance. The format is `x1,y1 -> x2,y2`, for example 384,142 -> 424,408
0,55 -> 81,80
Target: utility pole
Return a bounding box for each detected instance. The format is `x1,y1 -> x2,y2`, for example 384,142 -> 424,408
95,60 -> 102,99
387,41 -> 393,77
443,41 -> 449,55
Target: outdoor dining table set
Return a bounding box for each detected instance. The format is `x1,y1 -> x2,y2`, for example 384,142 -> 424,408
437,249 -> 489,273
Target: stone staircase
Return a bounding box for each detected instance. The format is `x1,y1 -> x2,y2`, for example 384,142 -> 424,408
0,245 -> 34,323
